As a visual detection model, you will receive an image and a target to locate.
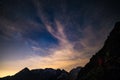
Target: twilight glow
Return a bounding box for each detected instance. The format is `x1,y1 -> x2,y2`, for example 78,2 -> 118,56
0,0 -> 120,77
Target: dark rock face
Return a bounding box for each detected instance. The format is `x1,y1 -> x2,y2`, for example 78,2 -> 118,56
57,69 -> 69,80
76,22 -> 120,80
69,67 -> 81,80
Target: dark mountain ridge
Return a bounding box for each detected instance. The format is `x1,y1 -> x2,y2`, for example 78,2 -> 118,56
0,67 -> 81,80
0,68 -> 69,80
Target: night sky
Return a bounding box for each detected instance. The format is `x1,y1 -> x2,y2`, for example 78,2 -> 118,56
0,0 -> 120,77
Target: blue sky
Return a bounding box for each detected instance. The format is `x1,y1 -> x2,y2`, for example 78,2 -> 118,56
0,0 -> 120,77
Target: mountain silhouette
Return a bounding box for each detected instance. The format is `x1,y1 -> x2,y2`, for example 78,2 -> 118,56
0,68 -> 70,80
0,22 -> 120,80
69,67 -> 81,80
76,22 -> 120,80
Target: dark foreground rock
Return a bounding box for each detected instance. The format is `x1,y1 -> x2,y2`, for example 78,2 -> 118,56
76,22 -> 120,80
69,67 -> 81,80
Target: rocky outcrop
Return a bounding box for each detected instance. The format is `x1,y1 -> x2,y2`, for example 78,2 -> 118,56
76,22 -> 120,80
69,67 -> 81,80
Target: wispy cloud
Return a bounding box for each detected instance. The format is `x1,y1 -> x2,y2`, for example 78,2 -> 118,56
1,0 -> 120,77
29,7 -> 89,70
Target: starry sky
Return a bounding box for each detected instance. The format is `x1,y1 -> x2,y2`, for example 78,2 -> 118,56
0,0 -> 120,77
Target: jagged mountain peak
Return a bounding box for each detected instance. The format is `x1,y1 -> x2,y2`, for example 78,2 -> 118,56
16,67 -> 30,74
21,67 -> 29,71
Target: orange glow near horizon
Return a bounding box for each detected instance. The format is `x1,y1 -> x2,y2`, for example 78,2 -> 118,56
0,70 -> 17,78
0,20 -> 102,78
0,55 -> 89,77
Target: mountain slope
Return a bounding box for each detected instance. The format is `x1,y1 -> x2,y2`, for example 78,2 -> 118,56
77,22 -> 120,80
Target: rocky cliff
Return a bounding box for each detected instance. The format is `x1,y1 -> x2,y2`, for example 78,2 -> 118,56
76,22 -> 120,80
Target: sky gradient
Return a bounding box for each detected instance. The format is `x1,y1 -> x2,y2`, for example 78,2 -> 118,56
0,0 -> 120,77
